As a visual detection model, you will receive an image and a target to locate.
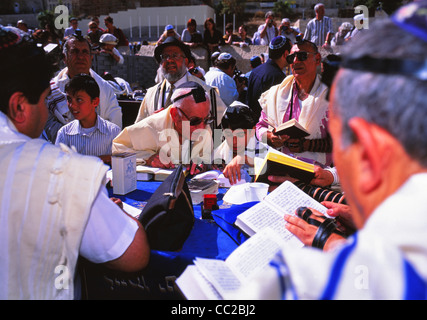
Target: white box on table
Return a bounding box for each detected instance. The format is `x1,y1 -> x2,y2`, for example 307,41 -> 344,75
111,152 -> 137,195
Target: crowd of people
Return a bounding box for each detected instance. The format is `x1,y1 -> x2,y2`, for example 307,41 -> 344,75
1,0 -> 427,300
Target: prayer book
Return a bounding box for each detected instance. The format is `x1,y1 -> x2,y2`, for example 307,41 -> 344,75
235,180 -> 328,242
136,165 -> 174,181
176,228 -> 286,300
273,118 -> 310,138
254,149 -> 315,184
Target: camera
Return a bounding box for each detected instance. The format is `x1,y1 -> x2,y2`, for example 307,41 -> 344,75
233,68 -> 248,86
188,67 -> 199,75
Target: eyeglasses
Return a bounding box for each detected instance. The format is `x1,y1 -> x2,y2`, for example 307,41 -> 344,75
160,53 -> 185,62
286,51 -> 316,64
178,108 -> 214,126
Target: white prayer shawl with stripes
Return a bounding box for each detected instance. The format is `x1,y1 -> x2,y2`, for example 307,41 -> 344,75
0,112 -> 108,299
229,173 -> 427,300
258,74 -> 331,166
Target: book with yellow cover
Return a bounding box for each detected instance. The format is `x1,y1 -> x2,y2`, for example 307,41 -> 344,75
254,149 -> 315,184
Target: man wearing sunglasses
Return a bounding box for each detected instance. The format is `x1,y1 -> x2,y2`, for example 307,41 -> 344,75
256,39 -> 332,167
113,81 -> 213,169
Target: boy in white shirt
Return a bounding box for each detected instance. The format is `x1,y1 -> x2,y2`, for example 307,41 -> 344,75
55,74 -> 121,164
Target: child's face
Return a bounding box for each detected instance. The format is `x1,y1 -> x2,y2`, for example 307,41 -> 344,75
224,128 -> 253,154
66,90 -> 99,124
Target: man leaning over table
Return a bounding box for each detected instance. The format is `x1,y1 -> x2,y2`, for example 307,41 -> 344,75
112,81 -> 213,169
134,37 -> 226,129
0,26 -> 149,300
230,2 -> 427,299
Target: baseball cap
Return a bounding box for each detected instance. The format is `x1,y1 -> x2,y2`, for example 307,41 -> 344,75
100,33 -> 118,45
165,24 -> 174,31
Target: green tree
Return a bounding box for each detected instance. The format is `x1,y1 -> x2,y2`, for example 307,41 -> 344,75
274,0 -> 294,18
219,0 -> 246,15
37,10 -> 55,29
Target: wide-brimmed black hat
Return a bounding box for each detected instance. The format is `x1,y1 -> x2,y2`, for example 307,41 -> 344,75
154,36 -> 192,63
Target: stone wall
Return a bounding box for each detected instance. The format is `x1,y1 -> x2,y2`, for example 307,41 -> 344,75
91,42 -> 340,90
92,44 -> 270,89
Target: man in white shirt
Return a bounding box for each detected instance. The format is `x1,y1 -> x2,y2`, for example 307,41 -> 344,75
0,26 -> 149,300
43,34 -> 122,143
64,17 -> 79,39
303,3 -> 333,47
257,11 -> 279,46
204,52 -> 245,108
232,2 -> 427,299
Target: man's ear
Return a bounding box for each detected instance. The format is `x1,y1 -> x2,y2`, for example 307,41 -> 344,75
8,92 -> 27,124
348,118 -> 389,194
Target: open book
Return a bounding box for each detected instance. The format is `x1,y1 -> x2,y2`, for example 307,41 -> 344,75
235,180 -> 328,245
254,149 -> 315,184
176,228 -> 285,300
274,118 -> 310,138
136,165 -> 174,181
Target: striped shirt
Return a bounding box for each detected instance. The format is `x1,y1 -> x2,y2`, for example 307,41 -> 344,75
303,16 -> 333,47
55,115 -> 121,157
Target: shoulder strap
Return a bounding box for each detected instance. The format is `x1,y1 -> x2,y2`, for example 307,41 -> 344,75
209,88 -> 218,130
154,81 -> 166,112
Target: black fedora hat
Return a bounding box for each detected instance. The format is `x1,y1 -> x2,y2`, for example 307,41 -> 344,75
154,37 -> 192,63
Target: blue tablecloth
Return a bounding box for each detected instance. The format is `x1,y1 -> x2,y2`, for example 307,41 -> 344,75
80,180 -> 255,300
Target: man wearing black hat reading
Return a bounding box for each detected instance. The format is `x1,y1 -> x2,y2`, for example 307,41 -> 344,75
247,35 -> 291,119
135,37 -> 226,129
113,81 -> 213,168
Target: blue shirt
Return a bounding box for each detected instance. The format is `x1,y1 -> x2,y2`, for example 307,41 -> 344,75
55,115 -> 121,156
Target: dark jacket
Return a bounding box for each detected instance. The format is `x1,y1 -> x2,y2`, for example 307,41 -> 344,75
247,59 -> 286,119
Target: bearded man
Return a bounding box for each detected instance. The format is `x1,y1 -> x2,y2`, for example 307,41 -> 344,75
134,37 -> 226,129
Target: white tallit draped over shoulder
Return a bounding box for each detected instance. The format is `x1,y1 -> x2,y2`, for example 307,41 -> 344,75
259,74 -> 331,166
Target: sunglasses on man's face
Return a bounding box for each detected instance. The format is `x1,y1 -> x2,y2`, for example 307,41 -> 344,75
178,108 -> 214,127
286,51 -> 316,64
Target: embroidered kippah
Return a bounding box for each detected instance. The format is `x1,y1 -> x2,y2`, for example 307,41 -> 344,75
269,35 -> 287,50
0,26 -> 22,51
218,52 -> 232,61
392,0 -> 427,43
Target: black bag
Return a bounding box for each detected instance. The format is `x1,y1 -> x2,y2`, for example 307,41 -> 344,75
138,165 -> 195,251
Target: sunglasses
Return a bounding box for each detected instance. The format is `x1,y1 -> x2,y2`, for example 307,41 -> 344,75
160,53 -> 185,62
286,51 -> 316,64
178,108 -> 214,126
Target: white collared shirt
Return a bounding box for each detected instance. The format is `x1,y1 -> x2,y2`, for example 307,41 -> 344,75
55,115 -> 121,156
